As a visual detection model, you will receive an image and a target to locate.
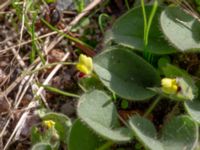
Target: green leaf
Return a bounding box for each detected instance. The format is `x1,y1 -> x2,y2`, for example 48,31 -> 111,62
77,90 -> 132,142
105,6 -> 175,54
94,47 -> 160,100
78,76 -> 105,91
31,143 -> 52,150
31,126 -> 42,144
128,115 -> 198,150
158,56 -> 171,69
196,0 -> 200,5
160,6 -> 200,52
162,64 -> 191,80
68,119 -> 103,150
121,99 -> 129,109
128,116 -> 164,150
184,81 -> 200,123
42,112 -> 72,144
176,78 -> 195,100
185,98 -> 200,124
161,115 -> 198,150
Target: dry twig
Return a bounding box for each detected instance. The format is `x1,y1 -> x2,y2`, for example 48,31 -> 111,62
2,0 -> 104,149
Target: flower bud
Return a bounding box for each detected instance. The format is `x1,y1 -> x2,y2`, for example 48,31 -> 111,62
161,78 -> 178,94
76,54 -> 93,75
43,120 -> 55,129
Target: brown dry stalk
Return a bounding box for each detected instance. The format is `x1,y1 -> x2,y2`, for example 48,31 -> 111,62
2,0 -> 104,149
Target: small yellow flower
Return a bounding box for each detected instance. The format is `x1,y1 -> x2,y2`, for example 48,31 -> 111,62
161,78 -> 178,94
76,54 -> 93,75
43,120 -> 55,129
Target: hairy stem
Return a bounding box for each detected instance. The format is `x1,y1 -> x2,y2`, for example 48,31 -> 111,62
144,96 -> 162,117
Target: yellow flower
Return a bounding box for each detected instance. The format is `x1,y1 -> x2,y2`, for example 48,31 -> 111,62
76,54 -> 93,75
161,78 -> 178,94
43,120 -> 55,129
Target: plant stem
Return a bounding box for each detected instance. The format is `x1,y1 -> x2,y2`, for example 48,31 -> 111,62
125,0 -> 130,10
141,0 -> 148,60
41,18 -> 93,50
163,102 -> 180,124
39,84 -> 80,98
141,0 -> 147,43
141,0 -> 158,63
143,96 -> 162,117
98,13 -> 110,33
96,141 -> 113,150
145,0 -> 158,46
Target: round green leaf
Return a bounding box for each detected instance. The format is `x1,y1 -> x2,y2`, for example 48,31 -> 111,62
78,90 -> 132,142
161,115 -> 198,150
160,7 -> 200,52
94,47 -> 160,100
78,76 -> 105,91
184,81 -> 200,123
106,6 -> 175,54
185,99 -> 200,124
68,119 -> 103,150
42,112 -> 72,144
128,116 -> 163,150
